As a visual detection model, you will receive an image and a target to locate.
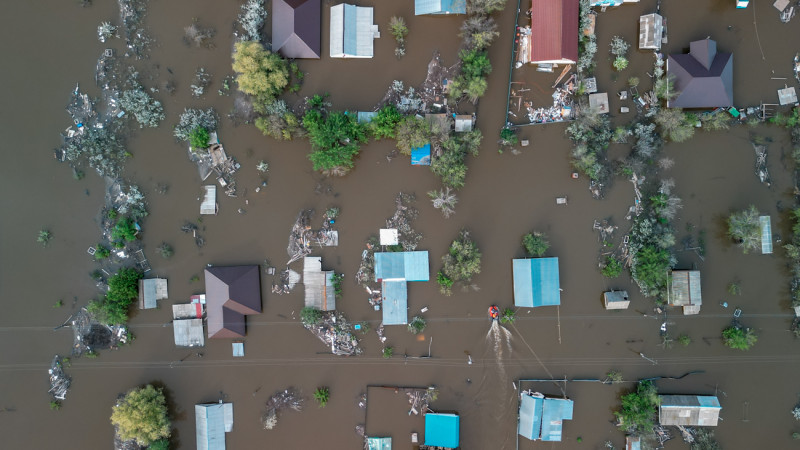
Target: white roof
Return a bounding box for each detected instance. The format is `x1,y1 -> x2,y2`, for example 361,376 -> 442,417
330,4 -> 376,58
379,228 -> 399,245
201,185 -> 217,215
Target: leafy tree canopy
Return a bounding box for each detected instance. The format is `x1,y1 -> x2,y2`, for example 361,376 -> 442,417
232,40 -> 289,103
110,384 -> 171,446
303,108 -> 367,171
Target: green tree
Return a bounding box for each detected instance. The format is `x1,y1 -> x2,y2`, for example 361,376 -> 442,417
727,205 -> 760,254
303,108 -> 367,171
601,255 -> 623,278
370,104 -> 403,139
232,40 -> 289,103
522,231 -> 549,257
382,346 -> 393,359
395,116 -> 431,155
450,49 -> 492,103
408,316 -> 427,334
300,307 -> 322,326
388,16 -> 408,43
314,387 -> 330,407
632,245 -> 673,298
95,244 -> 111,260
613,56 -> 628,71
188,126 -> 210,150
615,380 -> 660,435
430,130 -> 482,189
111,217 -> 138,243
437,270 -> 454,295
722,326 -> 757,350
149,439 -> 170,450
655,108 -> 695,143
110,385 -> 171,446
441,229 -> 482,293
500,308 -> 516,324
89,268 -> 143,325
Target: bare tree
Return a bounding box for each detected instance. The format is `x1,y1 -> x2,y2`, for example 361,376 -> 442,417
428,188 -> 458,218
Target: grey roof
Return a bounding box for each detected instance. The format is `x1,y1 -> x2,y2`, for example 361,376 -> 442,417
603,290 -> 630,309
205,266 -> 262,339
272,0 -> 321,59
670,270 -> 702,312
138,278 -> 168,309
195,403 -> 234,450
638,14 -> 662,50
330,3 -> 377,58
303,256 -> 336,311
659,395 -> 721,426
174,319 -> 205,347
668,39 -> 734,108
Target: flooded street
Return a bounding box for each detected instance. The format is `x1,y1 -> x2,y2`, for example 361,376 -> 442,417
1,0 -> 800,448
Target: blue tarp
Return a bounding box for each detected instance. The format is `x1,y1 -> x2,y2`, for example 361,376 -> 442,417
425,413 -> 460,448
381,280 -> 408,325
415,0 -> 466,15
411,143 -> 431,165
374,251 -> 430,281
513,258 -> 561,307
518,394 -> 573,442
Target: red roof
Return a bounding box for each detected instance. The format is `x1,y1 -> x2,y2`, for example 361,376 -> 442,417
530,0 -> 579,63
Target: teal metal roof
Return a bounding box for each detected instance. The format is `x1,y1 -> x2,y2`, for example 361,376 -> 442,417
518,394 -> 573,441
381,280 -> 408,325
195,403 -> 233,450
760,215 -> 773,254
367,437 -> 392,450
513,258 -> 561,307
374,251 -> 429,281
518,394 -> 543,440
415,0 -> 466,15
424,413 -> 459,448
540,398 -> 573,441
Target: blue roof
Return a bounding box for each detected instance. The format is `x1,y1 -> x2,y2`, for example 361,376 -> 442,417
513,258 -> 561,307
374,251 -> 429,282
358,111 -> 378,123
367,437 -> 392,450
415,0 -> 466,15
424,413 -> 459,448
381,280 -> 408,325
518,394 -> 573,441
411,143 -> 431,165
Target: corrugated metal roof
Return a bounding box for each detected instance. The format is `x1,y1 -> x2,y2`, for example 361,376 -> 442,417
454,115 -> 473,132
415,0 -> 466,15
518,394 -> 544,440
330,4 -> 375,58
195,403 -> 233,450
639,14 -> 663,50
232,342 -> 244,357
139,278 -> 168,309
173,303 -> 204,320
530,0 -> 579,64
540,398 -> 573,441
604,291 -> 630,309
374,251 -> 429,281
760,216 -> 773,254
411,143 -> 431,165
367,437 -> 392,450
659,395 -> 721,426
381,280 -> 408,325
424,413 -> 460,448
174,319 -> 205,347
513,258 -> 561,307
303,256 -> 336,311
201,185 -> 217,215
670,271 -> 701,309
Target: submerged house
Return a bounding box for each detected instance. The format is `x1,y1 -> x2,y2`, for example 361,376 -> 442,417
200,185 -> 217,215
658,395 -> 721,426
518,392 -> 574,441
205,265 -> 262,339
195,402 -> 234,450
173,303 -> 205,347
513,257 -> 561,307
760,215 -> 773,254
415,0 -> 466,15
524,0 -> 579,65
272,0 -> 321,59
138,278 -> 168,309
374,251 -> 430,325
303,256 -> 336,311
424,413 -> 460,448
330,3 -> 378,58
639,13 -> 663,50
603,290 -> 630,310
667,38 -> 734,108
669,270 -> 702,315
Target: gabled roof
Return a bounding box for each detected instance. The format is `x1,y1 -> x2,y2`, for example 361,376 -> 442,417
530,0 -> 579,64
668,39 -> 733,108
330,3 -> 376,58
381,280 -> 408,325
513,257 -> 561,307
273,0 -> 321,59
669,270 -> 701,310
424,413 -> 460,448
415,0 -> 466,15
205,266 -> 262,339
659,395 -> 721,426
195,403 -> 234,450
518,394 -> 574,441
374,251 -> 430,281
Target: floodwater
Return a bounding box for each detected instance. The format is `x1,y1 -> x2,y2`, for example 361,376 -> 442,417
1,0 -> 800,448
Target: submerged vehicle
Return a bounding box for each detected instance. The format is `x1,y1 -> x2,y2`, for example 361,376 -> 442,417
488,305 -> 500,321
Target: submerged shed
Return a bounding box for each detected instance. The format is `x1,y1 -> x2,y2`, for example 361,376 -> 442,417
138,278 -> 168,309
303,256 -> 336,311
415,0 -> 466,15
626,436 -> 641,450
357,111 -> 378,123
518,393 -> 574,441
778,87 -> 798,106
760,215 -> 773,254
639,13 -> 663,50
330,3 -> 378,58
424,413 -> 460,448
588,92 -> 610,114
669,270 -> 702,315
454,115 -> 474,132
195,402 -> 234,450
658,395 -> 721,426
603,290 -> 630,310
201,185 -> 217,215
513,257 -> 561,307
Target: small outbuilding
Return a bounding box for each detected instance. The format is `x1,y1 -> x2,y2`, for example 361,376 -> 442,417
138,278 -> 168,309
411,143 -> 432,165
303,256 -> 336,311
518,392 -> 574,441
357,111 -> 378,123
603,290 -> 630,310
669,270 -> 702,315
626,436 -> 641,450
381,279 -> 408,325
638,13 -> 663,50
195,402 -> 234,450
330,3 -> 378,58
658,395 -> 721,427
424,413 -> 460,449
366,436 -> 392,450
512,257 -> 561,308
454,115 -> 474,132
588,92 -> 610,114
415,0 -> 466,15
173,303 -> 205,347
379,228 -> 399,246
201,185 -> 217,215
778,86 -> 798,106
760,215 -> 773,254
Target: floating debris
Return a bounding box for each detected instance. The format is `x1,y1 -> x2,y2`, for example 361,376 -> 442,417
750,134 -> 771,187
303,311 -> 362,356
261,388 -> 303,430
286,209 -> 339,265
48,356 -> 71,401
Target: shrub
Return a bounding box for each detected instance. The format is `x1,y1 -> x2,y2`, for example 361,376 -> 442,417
157,243 -> 173,259
727,206 -> 760,254
601,255 -> 623,278
522,231 -> 549,257
189,127 -> 210,150
408,316 -> 426,335
655,108 -> 695,143
441,229 -> 482,288
313,387 -> 330,408
50,400 -> 62,411
174,108 -> 218,142
430,130 -> 482,189
111,217 -> 138,243
722,326 -> 757,350
499,127 -> 519,147
605,370 -> 623,384
237,0 -> 267,42
437,271 -> 454,295
612,56 -> 628,71
149,439 -> 170,450
332,273 -> 344,299
38,229 -> 53,247
500,308 -> 516,324
460,15 -> 498,51
677,334 -> 692,347
389,16 -> 408,43
110,385 -> 171,446
382,347 -> 393,359
95,244 -> 111,260
300,307 -> 322,326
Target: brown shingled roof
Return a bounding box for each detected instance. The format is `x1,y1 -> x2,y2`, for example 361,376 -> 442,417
205,265 -> 262,339
530,0 -> 579,64
272,0 -> 321,59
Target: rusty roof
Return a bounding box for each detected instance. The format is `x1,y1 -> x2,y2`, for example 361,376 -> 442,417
530,0 -> 579,64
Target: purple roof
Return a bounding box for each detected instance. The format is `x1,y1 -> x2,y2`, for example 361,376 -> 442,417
205,266 -> 262,339
667,39 -> 733,109
272,0 -> 321,59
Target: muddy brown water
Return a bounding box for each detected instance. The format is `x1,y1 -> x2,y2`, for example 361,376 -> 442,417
1,0 -> 800,448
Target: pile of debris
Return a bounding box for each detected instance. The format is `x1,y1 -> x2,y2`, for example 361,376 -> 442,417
117,0 -> 152,59
751,135 -> 771,187
303,312 -> 362,356
180,221 -> 205,248
192,135 -> 241,197
71,308 -> 129,356
286,209 -> 339,265
271,268 -> 300,295
406,387 -> 439,416
48,355 -> 71,401
525,84 -> 574,124
262,388 -> 303,430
